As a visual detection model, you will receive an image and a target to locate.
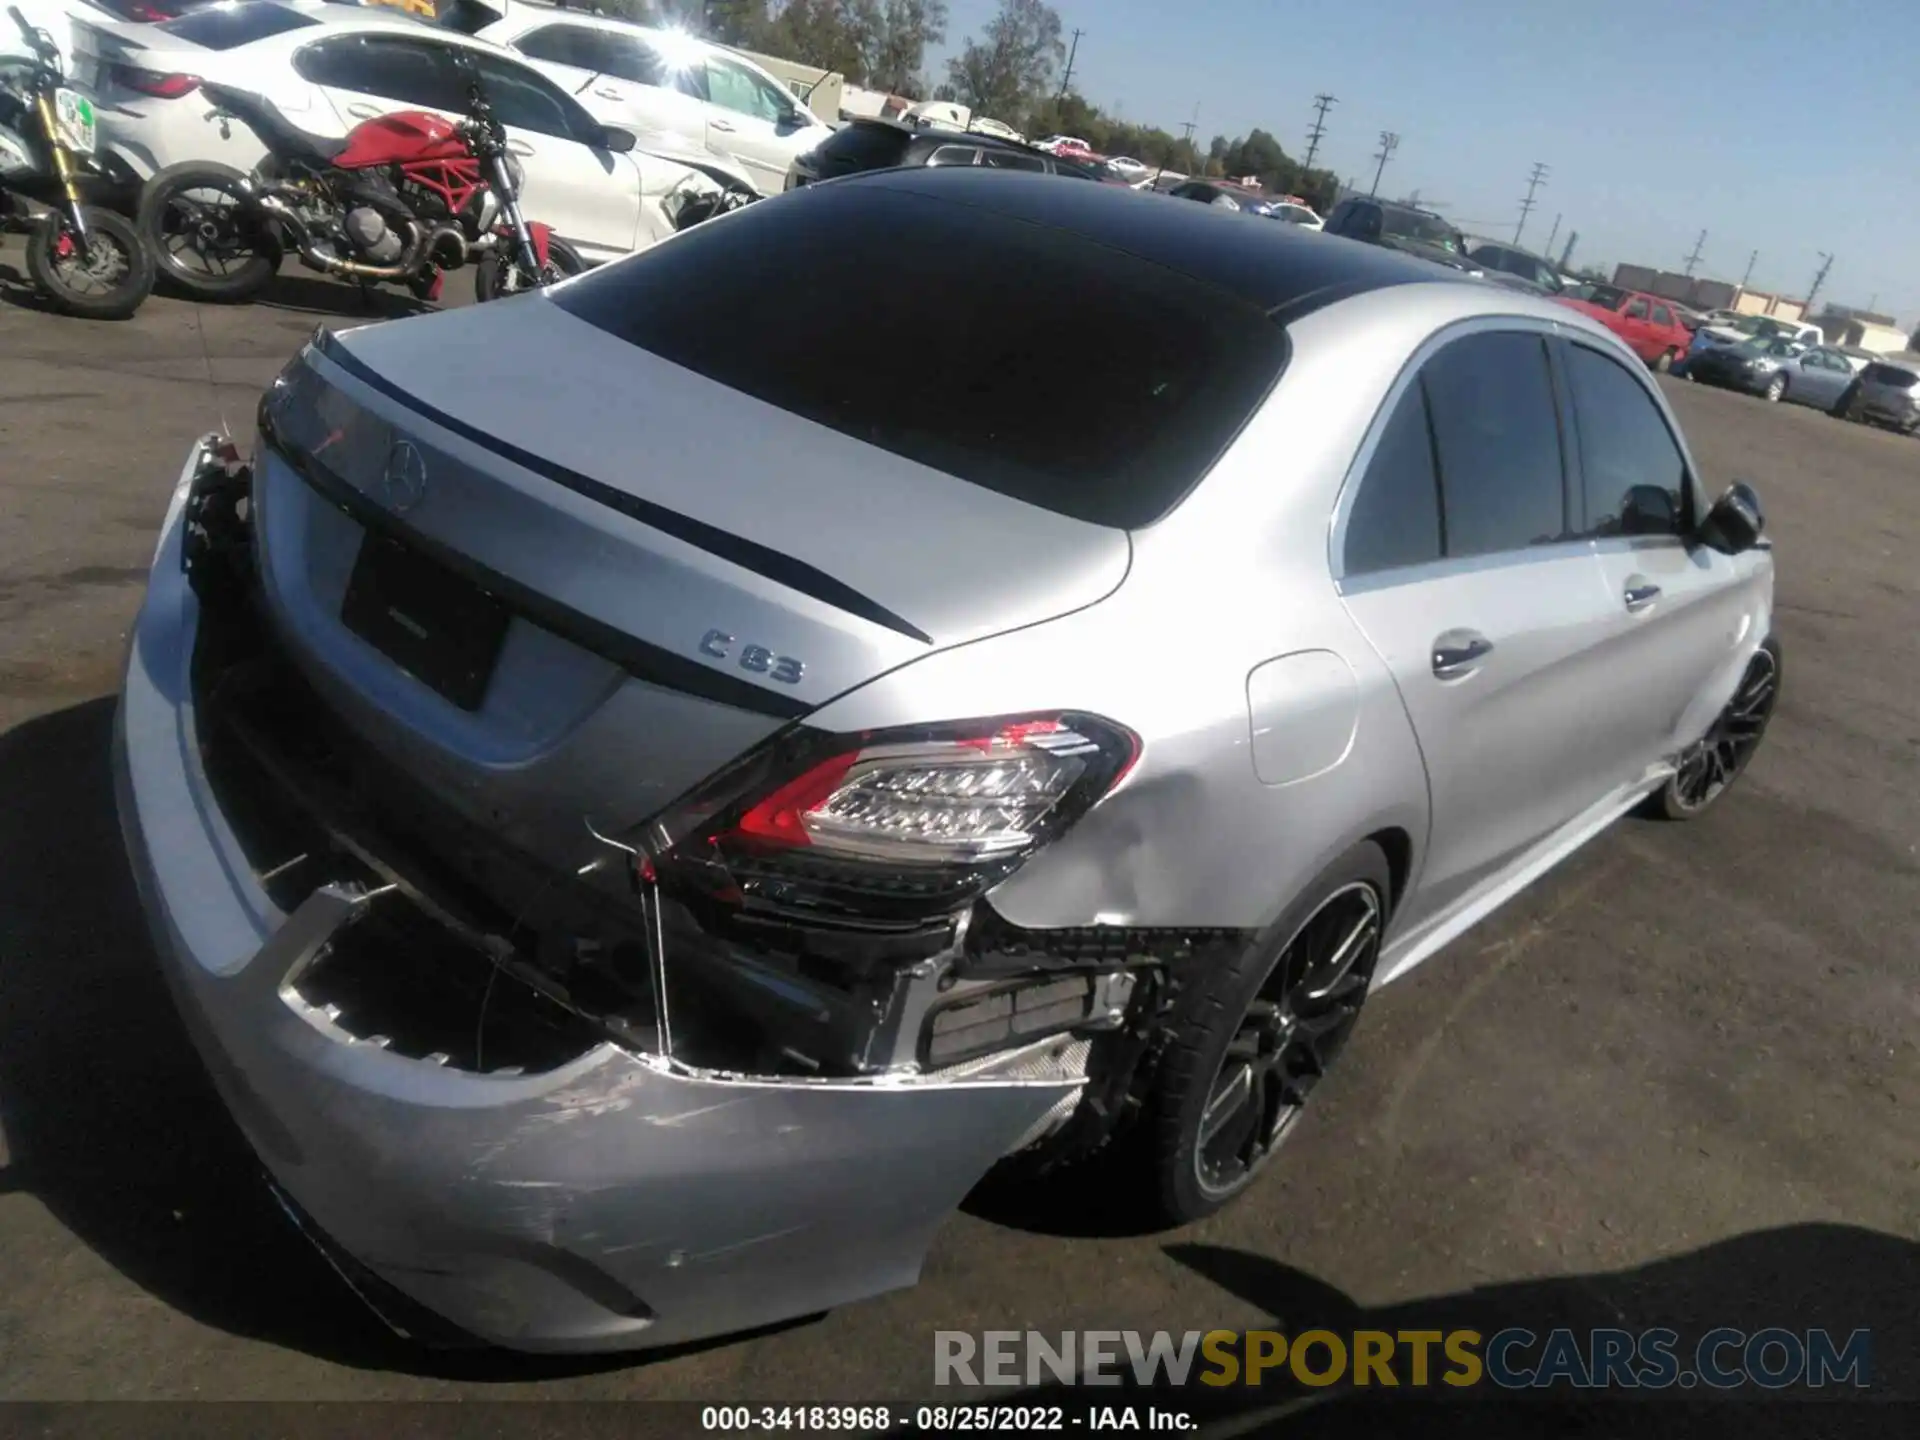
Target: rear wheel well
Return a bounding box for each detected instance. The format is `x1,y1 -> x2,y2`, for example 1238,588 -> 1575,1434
1366,827 -> 1411,916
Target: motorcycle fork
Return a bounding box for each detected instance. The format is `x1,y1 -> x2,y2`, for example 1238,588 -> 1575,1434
32,94 -> 89,250
488,153 -> 540,276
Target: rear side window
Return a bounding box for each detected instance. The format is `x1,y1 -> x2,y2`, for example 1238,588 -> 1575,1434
162,5 -> 317,49
550,184 -> 1291,528
983,149 -> 1047,171
1565,344 -> 1687,537
926,145 -> 980,167
1651,304 -> 1673,326
1420,332 -> 1568,557
1865,363 -> 1920,387
296,36 -> 461,109
815,122 -> 911,176
1343,385 -> 1442,575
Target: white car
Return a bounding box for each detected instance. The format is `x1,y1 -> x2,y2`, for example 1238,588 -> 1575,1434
470,4 -> 831,197
1269,201 -> 1323,230
1104,154 -> 1148,175
74,1 -> 713,262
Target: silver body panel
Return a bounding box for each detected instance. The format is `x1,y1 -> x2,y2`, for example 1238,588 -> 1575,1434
117,192 -> 1775,1351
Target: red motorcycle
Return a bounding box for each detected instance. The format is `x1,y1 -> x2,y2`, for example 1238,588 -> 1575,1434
138,63 -> 580,305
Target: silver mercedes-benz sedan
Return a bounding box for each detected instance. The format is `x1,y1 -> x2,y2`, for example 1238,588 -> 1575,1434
114,166 -> 1779,1354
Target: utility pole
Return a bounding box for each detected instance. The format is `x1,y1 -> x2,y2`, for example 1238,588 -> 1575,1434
1559,231 -> 1579,269
1740,249 -> 1758,288
1368,131 -> 1399,197
1542,212 -> 1562,258
1683,229 -> 1708,277
1057,28 -> 1084,99
1805,252 -> 1834,313
1513,162 -> 1549,244
1302,93 -> 1336,174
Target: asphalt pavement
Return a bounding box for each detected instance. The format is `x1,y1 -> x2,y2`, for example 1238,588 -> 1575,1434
1,242 -> 1916,1420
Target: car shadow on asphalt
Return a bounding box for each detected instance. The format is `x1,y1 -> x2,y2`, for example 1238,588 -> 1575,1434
976,1225 -> 1917,1434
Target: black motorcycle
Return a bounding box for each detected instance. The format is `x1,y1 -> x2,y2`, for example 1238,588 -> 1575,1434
0,5 -> 153,319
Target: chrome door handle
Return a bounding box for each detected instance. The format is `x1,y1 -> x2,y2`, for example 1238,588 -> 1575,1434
507,139 -> 535,157
1431,629 -> 1493,678
346,103 -> 381,119
592,86 -> 624,99
1624,582 -> 1662,613
710,118 -> 736,133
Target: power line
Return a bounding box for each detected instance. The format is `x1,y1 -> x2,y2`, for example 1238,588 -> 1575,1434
1513,162 -> 1549,244
1368,131 -> 1399,197
1302,93 -> 1336,173
1057,28 -> 1084,99
1682,229 -> 1707,277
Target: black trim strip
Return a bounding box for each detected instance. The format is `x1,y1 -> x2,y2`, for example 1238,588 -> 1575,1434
259,415 -> 812,722
311,329 -> 934,646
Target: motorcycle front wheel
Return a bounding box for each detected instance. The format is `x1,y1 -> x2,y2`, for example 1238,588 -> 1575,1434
473,235 -> 585,303
139,162 -> 280,303
26,207 -> 155,321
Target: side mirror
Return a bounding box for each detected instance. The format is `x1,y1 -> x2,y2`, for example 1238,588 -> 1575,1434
599,125 -> 637,153
1697,480 -> 1764,555
1620,484 -> 1679,536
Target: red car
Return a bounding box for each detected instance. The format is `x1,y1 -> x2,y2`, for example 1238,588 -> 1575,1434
1554,284 -> 1694,371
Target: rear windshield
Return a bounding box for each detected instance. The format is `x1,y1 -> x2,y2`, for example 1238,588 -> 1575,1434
1864,363 -> 1920,387
160,4 -> 318,49
814,122 -> 912,176
550,184 -> 1290,529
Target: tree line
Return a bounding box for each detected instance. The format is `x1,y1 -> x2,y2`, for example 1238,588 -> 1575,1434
596,0 -> 1341,207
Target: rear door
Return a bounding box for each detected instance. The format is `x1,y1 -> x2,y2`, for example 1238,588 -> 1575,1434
1561,337 -> 1757,763
1335,325 -> 1628,933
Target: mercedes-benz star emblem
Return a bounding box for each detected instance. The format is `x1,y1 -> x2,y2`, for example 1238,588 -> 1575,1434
381,440 -> 428,516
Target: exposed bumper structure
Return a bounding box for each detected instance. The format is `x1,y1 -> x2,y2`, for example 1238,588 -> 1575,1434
113,441 -> 1084,1353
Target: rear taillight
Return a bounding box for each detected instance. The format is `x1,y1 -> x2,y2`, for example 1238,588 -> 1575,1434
114,66 -> 201,99
651,713 -> 1139,920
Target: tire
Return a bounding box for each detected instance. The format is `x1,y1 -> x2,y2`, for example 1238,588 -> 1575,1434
1640,636 -> 1781,821
139,162 -> 278,302
1653,349 -> 1675,373
1764,373 -> 1787,403
24,206 -> 154,320
1140,840 -> 1391,1225
474,234 -> 585,303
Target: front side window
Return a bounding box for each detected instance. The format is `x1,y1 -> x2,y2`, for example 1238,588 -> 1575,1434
983,149 -> 1046,171
513,23 -> 605,72
1623,298 -> 1651,320
703,57 -> 791,122
1651,304 -> 1673,326
1420,331 -> 1568,558
1565,343 -> 1687,538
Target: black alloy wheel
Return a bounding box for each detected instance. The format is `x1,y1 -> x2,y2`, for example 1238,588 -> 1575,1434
1142,840 -> 1391,1225
1193,882 -> 1381,1195
1645,636 -> 1781,820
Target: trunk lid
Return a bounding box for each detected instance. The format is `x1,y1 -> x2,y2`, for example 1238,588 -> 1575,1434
247,300 -> 1131,868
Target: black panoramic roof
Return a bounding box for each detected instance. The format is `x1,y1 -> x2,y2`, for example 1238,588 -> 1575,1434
831,166 -> 1451,319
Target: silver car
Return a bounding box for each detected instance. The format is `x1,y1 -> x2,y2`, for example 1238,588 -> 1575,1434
115,168 -> 1780,1355
1846,357 -> 1920,433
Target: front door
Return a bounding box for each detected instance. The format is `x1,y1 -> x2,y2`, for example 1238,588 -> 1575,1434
685,52 -> 813,196
1336,326 -> 1630,933
1560,338 -> 1760,763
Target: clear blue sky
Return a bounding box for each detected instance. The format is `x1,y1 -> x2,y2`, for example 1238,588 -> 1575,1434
929,0 -> 1920,328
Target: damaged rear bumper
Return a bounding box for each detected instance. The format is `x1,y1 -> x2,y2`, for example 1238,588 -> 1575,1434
112,441 -> 1084,1353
